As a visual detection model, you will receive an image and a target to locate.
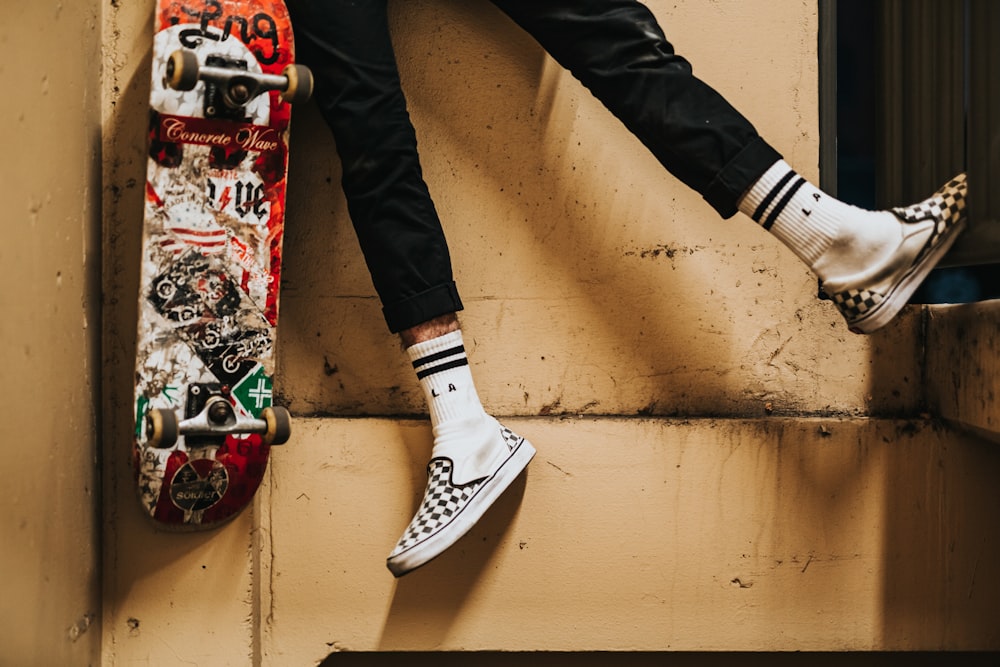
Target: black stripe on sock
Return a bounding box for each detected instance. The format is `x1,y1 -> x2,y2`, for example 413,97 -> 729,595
762,176 -> 806,231
752,170 -> 796,223
411,345 -> 466,370
415,357 -> 469,380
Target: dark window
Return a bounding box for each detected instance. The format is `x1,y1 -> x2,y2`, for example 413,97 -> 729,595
821,0 -> 1000,303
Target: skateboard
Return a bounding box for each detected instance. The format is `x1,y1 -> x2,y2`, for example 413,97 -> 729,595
132,0 -> 312,528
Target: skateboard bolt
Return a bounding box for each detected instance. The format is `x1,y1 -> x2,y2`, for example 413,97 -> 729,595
208,400 -> 231,425
230,84 -> 250,105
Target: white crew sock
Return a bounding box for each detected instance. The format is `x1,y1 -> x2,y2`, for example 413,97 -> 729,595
407,329 -> 485,428
737,160 -> 902,282
407,330 -> 505,484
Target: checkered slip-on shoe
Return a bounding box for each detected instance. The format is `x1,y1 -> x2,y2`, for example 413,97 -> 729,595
822,173 -> 967,334
386,421 -> 535,577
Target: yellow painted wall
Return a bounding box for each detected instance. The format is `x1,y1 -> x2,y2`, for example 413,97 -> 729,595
0,3 -> 103,665
91,0 -> 1000,665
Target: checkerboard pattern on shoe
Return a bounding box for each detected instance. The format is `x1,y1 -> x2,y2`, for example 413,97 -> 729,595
891,174 -> 967,232
831,289 -> 885,322
391,459 -> 483,554
386,422 -> 535,577
825,173 -> 967,333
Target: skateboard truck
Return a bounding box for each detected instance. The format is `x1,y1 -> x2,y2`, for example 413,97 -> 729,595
164,48 -> 314,112
146,383 -> 291,448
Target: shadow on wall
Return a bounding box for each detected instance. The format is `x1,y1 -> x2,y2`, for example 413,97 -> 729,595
879,426 -> 1000,647
377,474 -> 528,647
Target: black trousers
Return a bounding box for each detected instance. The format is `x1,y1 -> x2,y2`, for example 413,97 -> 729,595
287,0 -> 782,332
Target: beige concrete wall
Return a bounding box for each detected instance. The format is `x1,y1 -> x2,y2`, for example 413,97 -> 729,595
268,418 -> 1000,655
0,2 -> 104,665
99,0 -> 1000,665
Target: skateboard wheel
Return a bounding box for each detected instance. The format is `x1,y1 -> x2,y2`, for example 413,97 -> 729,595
280,64 -> 313,105
166,49 -> 200,91
262,406 -> 291,446
147,408 -> 179,448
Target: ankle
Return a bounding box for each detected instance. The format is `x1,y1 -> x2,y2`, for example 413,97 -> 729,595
400,313 -> 459,348
408,328 -> 487,427
738,160 -> 918,282
738,160 -> 839,268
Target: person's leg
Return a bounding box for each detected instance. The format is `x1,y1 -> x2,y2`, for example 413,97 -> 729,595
287,0 -> 460,332
287,0 -> 534,576
490,0 -> 967,333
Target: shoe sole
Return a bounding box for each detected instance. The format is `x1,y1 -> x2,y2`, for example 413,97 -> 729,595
386,437 -> 537,577
845,216 -> 967,334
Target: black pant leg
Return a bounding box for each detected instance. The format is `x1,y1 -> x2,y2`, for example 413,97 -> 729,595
489,0 -> 781,217
286,0 -> 462,332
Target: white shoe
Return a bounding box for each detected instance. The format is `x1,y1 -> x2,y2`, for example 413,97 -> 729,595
386,417 -> 536,577
820,174 -> 968,333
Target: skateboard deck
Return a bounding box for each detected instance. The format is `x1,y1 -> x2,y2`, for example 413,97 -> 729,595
133,0 -> 310,528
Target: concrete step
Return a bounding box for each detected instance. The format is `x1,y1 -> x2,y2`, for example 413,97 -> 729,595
103,416 -> 1000,663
